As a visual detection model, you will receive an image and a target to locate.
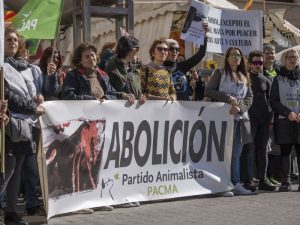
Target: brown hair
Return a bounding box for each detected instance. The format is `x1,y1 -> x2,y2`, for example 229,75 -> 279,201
149,39 -> 168,61
39,47 -> 63,74
5,25 -> 25,58
72,42 -> 98,67
100,42 -> 115,57
224,47 -> 251,86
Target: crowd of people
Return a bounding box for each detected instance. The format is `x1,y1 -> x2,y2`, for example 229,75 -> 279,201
0,22 -> 299,225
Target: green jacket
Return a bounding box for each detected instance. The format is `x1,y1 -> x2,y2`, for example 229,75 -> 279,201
105,56 -> 141,98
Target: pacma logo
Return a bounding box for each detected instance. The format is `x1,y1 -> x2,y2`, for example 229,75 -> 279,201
17,11 -> 38,32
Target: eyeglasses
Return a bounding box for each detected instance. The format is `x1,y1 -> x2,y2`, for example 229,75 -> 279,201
251,61 -> 263,66
229,53 -> 242,59
169,47 -> 180,53
286,55 -> 298,60
156,47 -> 168,52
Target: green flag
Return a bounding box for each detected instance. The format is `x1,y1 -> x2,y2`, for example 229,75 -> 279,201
27,39 -> 40,55
12,0 -> 63,39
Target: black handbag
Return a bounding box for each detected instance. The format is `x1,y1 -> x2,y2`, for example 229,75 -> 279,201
5,115 -> 33,142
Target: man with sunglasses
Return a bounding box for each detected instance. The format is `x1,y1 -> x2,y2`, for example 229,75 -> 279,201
163,23 -> 208,100
244,50 -> 276,192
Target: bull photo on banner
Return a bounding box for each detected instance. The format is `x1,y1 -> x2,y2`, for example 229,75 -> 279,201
39,100 -> 235,219
181,0 -> 263,54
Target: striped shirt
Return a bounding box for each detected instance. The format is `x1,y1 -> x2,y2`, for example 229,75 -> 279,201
141,62 -> 176,98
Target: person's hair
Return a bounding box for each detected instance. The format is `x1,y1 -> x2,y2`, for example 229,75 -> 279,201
99,42 -> 115,58
116,36 -> 139,59
164,38 -> 179,47
39,47 -> 63,74
149,39 -> 168,61
263,44 -> 275,53
5,25 -> 25,58
248,50 -> 263,63
224,47 -> 250,86
280,48 -> 300,67
72,42 -> 98,67
14,36 -> 26,59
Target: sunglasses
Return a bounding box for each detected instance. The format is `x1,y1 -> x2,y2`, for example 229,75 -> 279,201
251,61 -> 263,66
286,55 -> 298,60
169,47 -> 180,53
229,53 -> 242,59
156,46 -> 168,52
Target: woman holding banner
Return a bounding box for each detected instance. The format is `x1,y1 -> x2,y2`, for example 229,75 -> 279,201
106,35 -> 146,105
204,47 -> 254,196
270,48 -> 300,192
61,42 -> 131,102
1,25 -> 44,225
141,39 -> 176,101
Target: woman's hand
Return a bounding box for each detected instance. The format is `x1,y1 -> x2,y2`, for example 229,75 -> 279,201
123,93 -> 135,105
138,94 -> 147,104
0,100 -> 7,113
190,78 -> 197,90
47,62 -> 57,76
35,105 -> 45,116
168,96 -> 175,103
288,112 -> 297,122
0,113 -> 9,125
34,94 -> 44,105
203,22 -> 209,36
229,105 -> 241,115
97,97 -> 106,103
228,96 -> 238,106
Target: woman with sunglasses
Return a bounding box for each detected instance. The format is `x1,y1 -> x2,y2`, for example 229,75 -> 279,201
39,47 -> 65,100
106,35 -> 146,105
204,47 -> 253,196
141,40 -> 176,101
270,48 -> 300,192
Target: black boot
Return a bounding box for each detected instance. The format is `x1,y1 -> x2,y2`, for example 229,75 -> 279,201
279,155 -> 292,192
4,212 -> 28,225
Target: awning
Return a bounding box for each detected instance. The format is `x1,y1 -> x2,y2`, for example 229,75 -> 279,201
61,1 -> 190,64
268,8 -> 300,37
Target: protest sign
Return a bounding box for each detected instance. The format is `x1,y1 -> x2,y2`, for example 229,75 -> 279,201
181,0 -> 263,54
40,100 -> 234,219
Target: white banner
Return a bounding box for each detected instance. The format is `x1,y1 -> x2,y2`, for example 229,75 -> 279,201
40,100 -> 234,219
180,0 -> 263,54
0,0 -> 4,66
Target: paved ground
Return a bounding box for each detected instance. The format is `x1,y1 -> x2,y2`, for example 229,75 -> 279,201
4,184 -> 298,225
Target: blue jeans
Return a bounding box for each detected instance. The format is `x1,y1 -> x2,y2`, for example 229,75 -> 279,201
231,123 -> 244,185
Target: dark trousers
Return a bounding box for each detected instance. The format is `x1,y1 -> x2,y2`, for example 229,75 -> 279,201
280,144 -> 300,184
21,153 -> 40,209
0,138 -> 33,213
241,120 -> 269,181
251,120 -> 270,181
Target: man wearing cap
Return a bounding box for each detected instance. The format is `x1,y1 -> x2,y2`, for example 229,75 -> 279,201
106,36 -> 146,104
164,23 -> 208,100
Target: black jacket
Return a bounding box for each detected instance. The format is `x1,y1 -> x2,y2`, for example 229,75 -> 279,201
248,72 -> 272,124
61,67 -> 118,100
270,66 -> 300,144
164,38 -> 207,100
